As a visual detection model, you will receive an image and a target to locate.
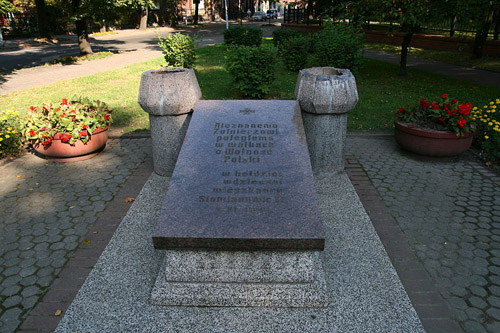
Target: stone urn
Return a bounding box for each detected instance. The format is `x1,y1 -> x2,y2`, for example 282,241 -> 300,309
138,67 -> 202,176
394,120 -> 475,157
33,127 -> 108,162
295,67 -> 358,173
295,67 -> 358,115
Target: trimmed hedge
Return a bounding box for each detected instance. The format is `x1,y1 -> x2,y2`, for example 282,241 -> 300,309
313,21 -> 364,72
225,45 -> 277,98
281,36 -> 310,72
157,33 -> 196,68
223,26 -> 262,47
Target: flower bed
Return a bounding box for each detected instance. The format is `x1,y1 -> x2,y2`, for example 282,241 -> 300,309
0,110 -> 23,158
23,97 -> 112,148
472,99 -> 500,163
396,93 -> 475,136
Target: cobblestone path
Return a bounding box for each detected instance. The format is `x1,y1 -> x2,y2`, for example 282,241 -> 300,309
347,135 -> 500,332
0,138 -> 151,332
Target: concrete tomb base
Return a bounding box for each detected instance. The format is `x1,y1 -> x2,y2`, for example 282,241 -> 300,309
151,250 -> 328,307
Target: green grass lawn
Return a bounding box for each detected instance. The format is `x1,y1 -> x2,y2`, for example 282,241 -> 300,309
1,42 -> 498,134
364,42 -> 500,72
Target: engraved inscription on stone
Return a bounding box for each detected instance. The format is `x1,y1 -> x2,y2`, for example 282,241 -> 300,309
153,100 -> 325,250
205,121 -> 283,213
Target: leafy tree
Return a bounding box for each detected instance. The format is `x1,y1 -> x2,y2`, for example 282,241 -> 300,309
374,0 -> 446,76
0,0 -> 19,14
466,0 -> 499,58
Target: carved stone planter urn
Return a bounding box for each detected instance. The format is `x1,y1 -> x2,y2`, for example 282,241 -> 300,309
138,67 -> 202,176
295,67 -> 359,173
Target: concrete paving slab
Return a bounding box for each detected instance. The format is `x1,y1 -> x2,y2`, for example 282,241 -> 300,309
55,171 -> 424,332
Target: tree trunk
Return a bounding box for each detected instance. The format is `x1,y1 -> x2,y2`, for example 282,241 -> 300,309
139,6 -> 148,30
473,21 -> 491,58
194,1 -> 199,25
399,30 -> 414,76
159,0 -> 167,26
473,8 -> 493,58
100,21 -> 106,33
75,19 -> 93,55
450,15 -> 457,37
494,5 -> 500,40
34,0 -> 50,38
307,0 -> 313,25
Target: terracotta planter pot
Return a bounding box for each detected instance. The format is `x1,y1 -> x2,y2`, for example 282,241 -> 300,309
33,127 -> 108,162
394,120 -> 474,157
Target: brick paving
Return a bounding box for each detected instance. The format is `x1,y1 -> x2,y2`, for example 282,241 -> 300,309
0,138 -> 151,332
347,135 -> 500,332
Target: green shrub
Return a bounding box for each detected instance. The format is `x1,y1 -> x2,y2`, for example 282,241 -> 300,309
272,29 -> 313,55
0,110 -> 24,158
157,33 -> 196,68
472,99 -> 500,163
281,36 -> 311,72
272,29 -> 302,48
313,21 -> 364,72
223,26 -> 262,47
225,45 -> 277,98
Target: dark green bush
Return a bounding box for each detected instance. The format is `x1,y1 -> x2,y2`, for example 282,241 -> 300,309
281,36 -> 310,72
272,29 -> 303,48
157,33 -> 196,68
223,26 -> 262,47
313,21 -> 364,72
225,45 -> 277,98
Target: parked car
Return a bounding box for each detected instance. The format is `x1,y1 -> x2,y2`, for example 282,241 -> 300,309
266,9 -> 278,19
251,11 -> 267,21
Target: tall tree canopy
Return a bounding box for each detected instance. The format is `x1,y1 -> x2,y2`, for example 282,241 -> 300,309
0,0 -> 19,14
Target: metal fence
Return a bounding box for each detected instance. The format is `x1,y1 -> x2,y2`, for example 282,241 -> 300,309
283,7 -> 499,39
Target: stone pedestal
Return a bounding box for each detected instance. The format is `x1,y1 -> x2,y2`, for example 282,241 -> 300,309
138,67 -> 201,176
151,100 -> 327,308
151,250 -> 328,307
295,67 -> 358,173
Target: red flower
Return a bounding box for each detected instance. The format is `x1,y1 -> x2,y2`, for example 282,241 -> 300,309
446,109 -> 457,117
60,133 -> 72,143
397,107 -> 405,114
104,114 -> 111,120
43,137 -> 53,146
29,130 -> 36,136
70,110 -> 76,114
30,106 -> 35,111
451,99 -> 457,104
444,104 -> 449,111
82,125 -> 87,129
441,93 -> 447,99
439,117 -> 445,123
62,99 -> 68,105
457,117 -> 466,128
420,99 -> 429,108
432,103 -> 440,110
79,130 -> 88,137
458,103 -> 472,116
71,115 -> 76,121
61,113 -> 66,118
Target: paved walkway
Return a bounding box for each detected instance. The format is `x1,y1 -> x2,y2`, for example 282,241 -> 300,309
347,136 -> 500,332
0,138 -> 152,331
364,49 -> 500,88
0,22 -> 270,95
